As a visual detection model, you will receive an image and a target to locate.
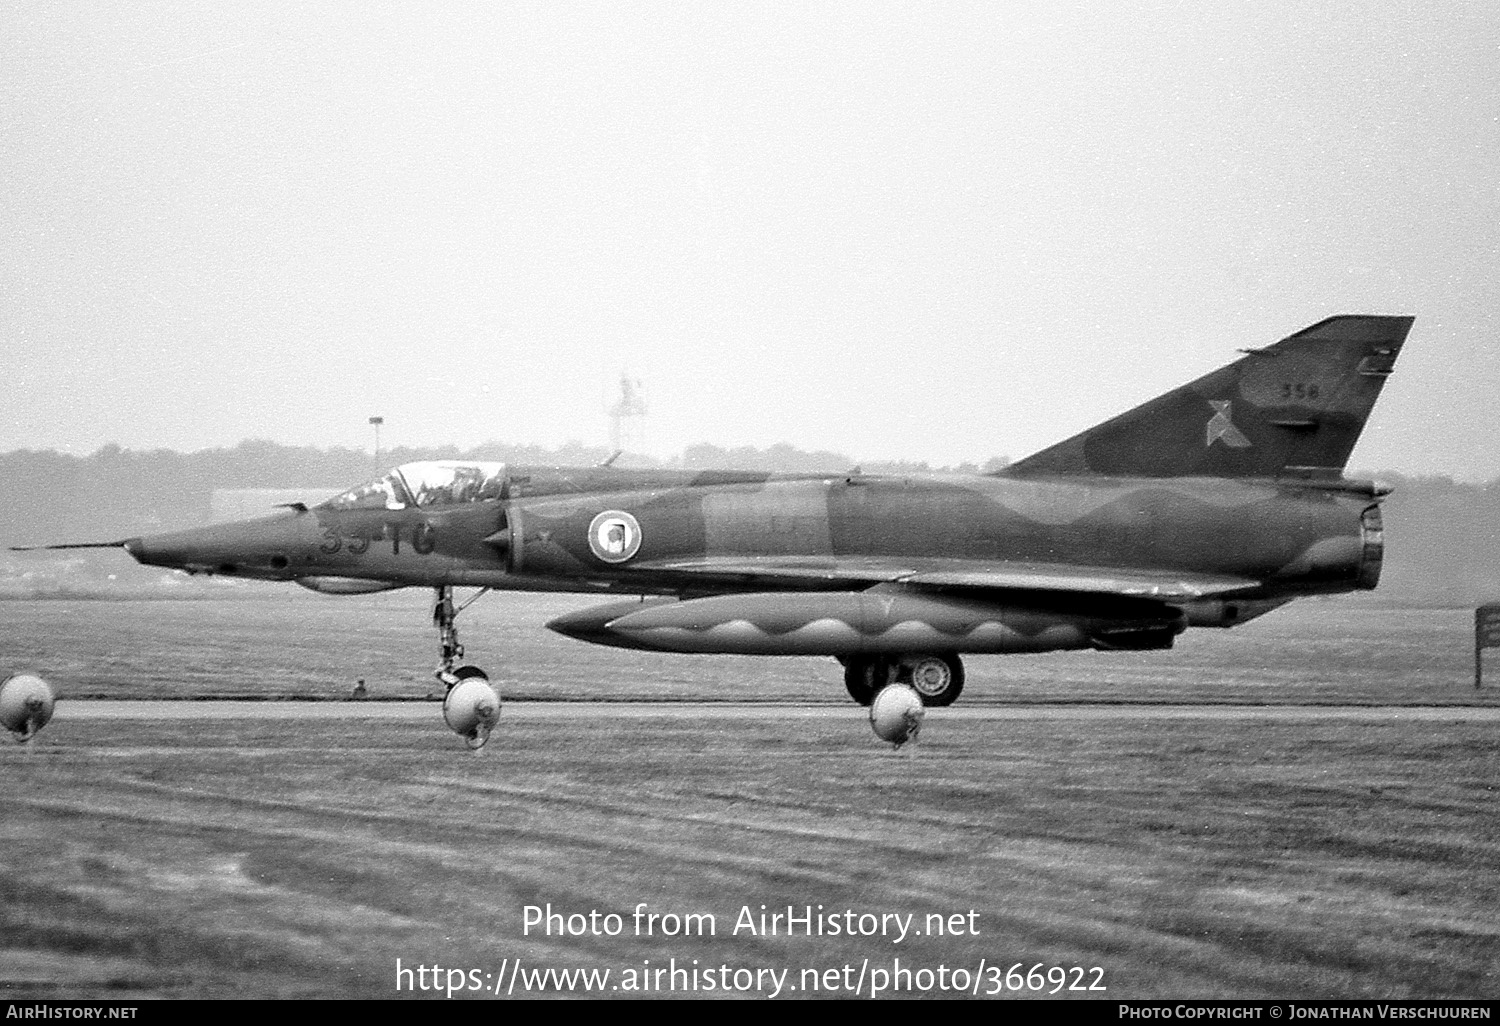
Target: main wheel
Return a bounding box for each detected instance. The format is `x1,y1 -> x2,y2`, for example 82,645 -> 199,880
842,656 -> 884,706
903,654 -> 964,707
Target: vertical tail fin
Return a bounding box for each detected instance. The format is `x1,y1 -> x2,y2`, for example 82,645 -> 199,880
1004,315 -> 1412,480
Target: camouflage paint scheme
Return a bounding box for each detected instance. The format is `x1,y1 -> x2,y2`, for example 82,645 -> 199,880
25,315 -> 1412,706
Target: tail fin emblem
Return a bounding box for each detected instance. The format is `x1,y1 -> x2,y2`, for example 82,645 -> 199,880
1206,401 -> 1252,448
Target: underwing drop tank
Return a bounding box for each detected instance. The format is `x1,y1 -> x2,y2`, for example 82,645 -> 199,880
550,590 -> 1185,656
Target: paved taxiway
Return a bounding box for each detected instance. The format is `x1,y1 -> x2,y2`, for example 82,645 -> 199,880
52,700 -> 1500,721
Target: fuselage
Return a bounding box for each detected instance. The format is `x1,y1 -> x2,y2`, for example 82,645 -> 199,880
124,464 -> 1384,608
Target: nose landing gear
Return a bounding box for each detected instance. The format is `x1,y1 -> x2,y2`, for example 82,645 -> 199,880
432,586 -> 500,750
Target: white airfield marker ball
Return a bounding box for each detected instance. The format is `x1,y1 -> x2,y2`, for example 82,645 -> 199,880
443,674 -> 501,751
1,674 -> 55,743
869,683 -> 924,748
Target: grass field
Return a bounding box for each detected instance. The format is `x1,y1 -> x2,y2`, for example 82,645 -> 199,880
2,711 -> 1497,999
1,591 -> 1496,705
1,596 -> 1497,999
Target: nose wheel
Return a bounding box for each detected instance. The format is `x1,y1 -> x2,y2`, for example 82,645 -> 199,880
432,586 -> 501,748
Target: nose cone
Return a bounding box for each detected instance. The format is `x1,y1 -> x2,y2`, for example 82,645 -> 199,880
125,512 -> 311,577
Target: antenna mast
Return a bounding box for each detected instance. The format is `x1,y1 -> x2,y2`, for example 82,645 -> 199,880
608,373 -> 647,454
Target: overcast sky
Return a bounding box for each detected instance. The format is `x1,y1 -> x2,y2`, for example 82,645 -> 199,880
4,2 -> 1498,478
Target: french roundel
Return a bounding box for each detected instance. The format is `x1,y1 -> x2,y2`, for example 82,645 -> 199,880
587,510 -> 643,563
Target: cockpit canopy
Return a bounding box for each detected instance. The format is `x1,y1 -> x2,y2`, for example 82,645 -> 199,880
321,461 -> 507,511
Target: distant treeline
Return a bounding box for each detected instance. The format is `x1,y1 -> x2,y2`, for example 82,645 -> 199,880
0,440 -> 1006,543
2,441 -> 1497,606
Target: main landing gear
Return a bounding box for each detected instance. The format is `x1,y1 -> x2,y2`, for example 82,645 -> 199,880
843,653 -> 965,708
432,585 -> 501,750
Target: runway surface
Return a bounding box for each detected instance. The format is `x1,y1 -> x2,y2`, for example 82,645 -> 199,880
11,694 -> 1498,998
50,699 -> 1500,720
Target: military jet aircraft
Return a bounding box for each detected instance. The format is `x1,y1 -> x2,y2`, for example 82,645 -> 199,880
17,314 -> 1411,746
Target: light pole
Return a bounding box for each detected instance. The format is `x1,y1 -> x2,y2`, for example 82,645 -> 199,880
369,416 -> 384,471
